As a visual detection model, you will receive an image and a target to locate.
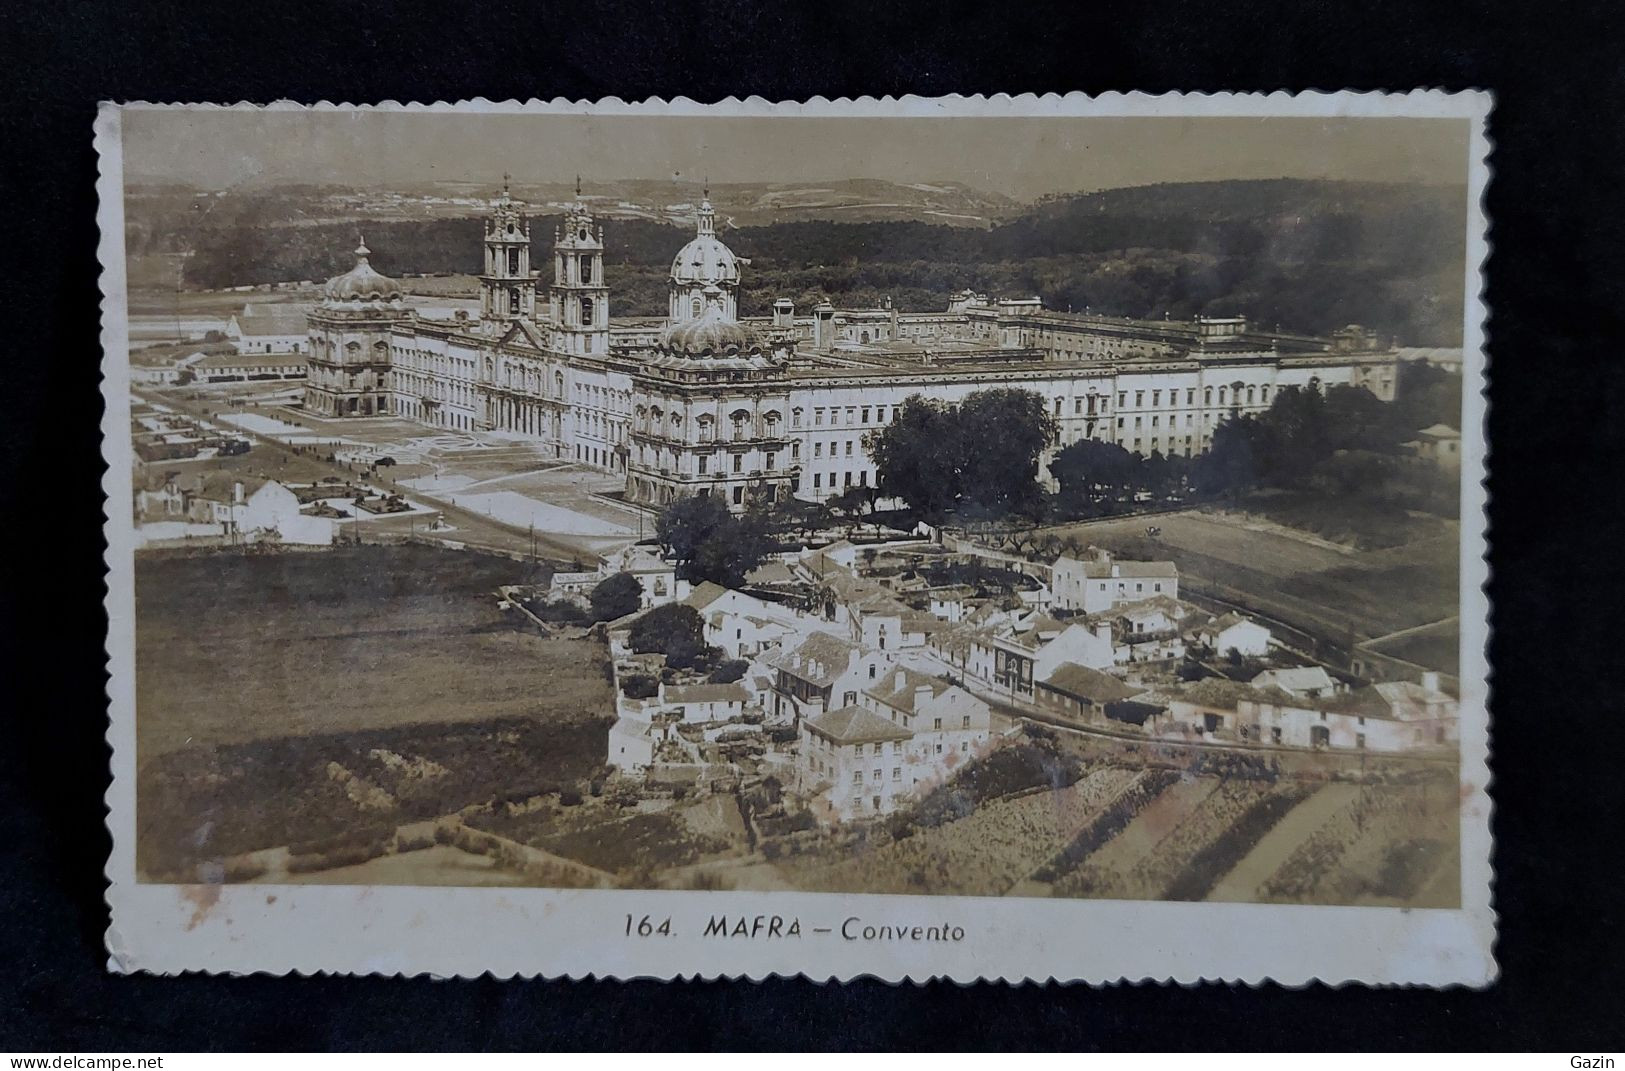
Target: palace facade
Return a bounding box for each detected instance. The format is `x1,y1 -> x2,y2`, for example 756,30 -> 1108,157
305,184 -> 1399,510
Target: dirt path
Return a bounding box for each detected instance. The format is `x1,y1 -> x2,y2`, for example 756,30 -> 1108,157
1206,782 -> 1362,902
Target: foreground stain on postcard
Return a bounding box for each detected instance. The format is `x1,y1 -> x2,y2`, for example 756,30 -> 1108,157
98,93 -> 1494,985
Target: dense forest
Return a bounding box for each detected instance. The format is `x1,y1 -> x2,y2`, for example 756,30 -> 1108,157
127,178 -> 1468,345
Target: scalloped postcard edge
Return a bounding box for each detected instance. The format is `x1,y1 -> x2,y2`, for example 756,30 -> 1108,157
97,90 -> 1495,986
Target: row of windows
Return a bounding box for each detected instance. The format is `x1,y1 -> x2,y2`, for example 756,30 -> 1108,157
1116,384 -> 1277,409
807,405 -> 892,428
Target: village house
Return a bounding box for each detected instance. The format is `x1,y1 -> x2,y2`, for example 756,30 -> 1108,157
795,667 -> 995,823
604,544 -> 689,609
766,631 -> 894,725
1251,664 -> 1340,699
1034,661 -> 1140,722
1188,611 -> 1272,657
1406,423 -> 1462,470
136,475 -> 335,546
225,303 -> 315,354
1160,672 -> 1455,752
1049,550 -> 1178,613
658,681 -> 754,724
796,705 -> 914,821
682,582 -> 802,659
972,615 -> 1116,698
1098,595 -> 1198,663
862,666 -> 993,773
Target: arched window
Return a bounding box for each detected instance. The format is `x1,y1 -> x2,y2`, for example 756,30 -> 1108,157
1246,386 -> 1256,405
696,414 -> 715,442
691,297 -> 703,318
1204,387 -> 1212,405
554,371 -> 564,397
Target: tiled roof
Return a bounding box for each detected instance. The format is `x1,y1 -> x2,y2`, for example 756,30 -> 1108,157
1252,666 -> 1337,694
665,682 -> 752,705
683,581 -> 729,611
805,705 -> 912,745
767,631 -> 860,687
1038,662 -> 1137,703
865,667 -> 951,714
233,304 -> 313,336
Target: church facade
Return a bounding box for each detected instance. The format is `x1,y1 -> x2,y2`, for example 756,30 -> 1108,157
305,184 -> 1399,510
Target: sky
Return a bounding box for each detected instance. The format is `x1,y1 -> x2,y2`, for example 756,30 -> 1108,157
120,109 -> 1471,201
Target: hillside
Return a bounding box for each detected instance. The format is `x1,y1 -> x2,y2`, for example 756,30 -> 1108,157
125,178 -> 1468,345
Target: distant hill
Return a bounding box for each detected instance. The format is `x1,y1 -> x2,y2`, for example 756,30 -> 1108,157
125,177 -> 1468,345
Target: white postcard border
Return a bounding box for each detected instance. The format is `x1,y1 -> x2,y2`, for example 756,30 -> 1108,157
98,90 -> 1495,986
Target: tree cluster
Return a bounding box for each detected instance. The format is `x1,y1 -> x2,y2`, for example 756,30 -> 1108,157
627,604 -> 710,670
654,495 -> 770,589
866,388 -> 1058,523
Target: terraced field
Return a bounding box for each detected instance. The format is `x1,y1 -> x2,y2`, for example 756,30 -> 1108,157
780,749 -> 1461,907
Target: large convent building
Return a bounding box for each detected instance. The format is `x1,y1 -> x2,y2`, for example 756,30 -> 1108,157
304,183 -> 1399,510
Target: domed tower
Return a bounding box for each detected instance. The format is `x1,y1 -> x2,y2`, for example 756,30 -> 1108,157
669,186 -> 741,323
479,177 -> 536,331
549,176 -> 609,356
304,238 -> 411,417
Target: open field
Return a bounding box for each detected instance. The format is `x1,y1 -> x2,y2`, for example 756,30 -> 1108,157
1044,508 -> 1459,644
135,544 -> 618,879
135,545 -> 599,753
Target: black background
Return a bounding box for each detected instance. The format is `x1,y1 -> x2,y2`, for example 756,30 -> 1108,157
2,0 -> 1623,1051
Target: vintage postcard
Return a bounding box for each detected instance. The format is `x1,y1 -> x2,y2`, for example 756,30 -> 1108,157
99,92 -> 1493,984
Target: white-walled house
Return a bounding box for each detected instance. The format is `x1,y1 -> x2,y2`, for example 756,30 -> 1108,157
1050,551 -> 1178,613
1160,672 -> 1455,753
1190,612 -> 1272,657
604,544 -> 690,609
971,617 -> 1116,698
767,631 -> 895,725
795,667 -> 996,822
683,582 -> 802,659
1251,665 -> 1340,700
659,681 -> 753,724
796,705 -> 914,821
607,715 -> 659,771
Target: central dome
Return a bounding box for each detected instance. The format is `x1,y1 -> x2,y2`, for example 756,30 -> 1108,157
670,233 -> 740,287
660,304 -> 760,357
323,241 -> 403,304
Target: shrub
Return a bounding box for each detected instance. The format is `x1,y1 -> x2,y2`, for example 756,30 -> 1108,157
628,604 -> 708,667
395,829 -> 436,853
589,572 -> 643,622
558,788 -> 583,806
620,673 -> 659,700
708,659 -> 749,684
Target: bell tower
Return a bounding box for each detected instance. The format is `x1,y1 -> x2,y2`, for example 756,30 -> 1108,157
480,176 -> 536,332
550,176 -> 610,355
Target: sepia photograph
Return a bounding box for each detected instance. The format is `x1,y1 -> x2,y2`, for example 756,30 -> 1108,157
98,95 -> 1491,983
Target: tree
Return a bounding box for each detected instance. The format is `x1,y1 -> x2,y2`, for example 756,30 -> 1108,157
655,494 -> 769,588
866,388 -> 1055,522
828,484 -> 878,533
1049,438 -> 1142,501
956,388 -> 1057,519
628,604 -> 710,669
865,396 -> 962,521
588,571 -> 642,622
708,659 -> 749,684
656,494 -> 732,564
